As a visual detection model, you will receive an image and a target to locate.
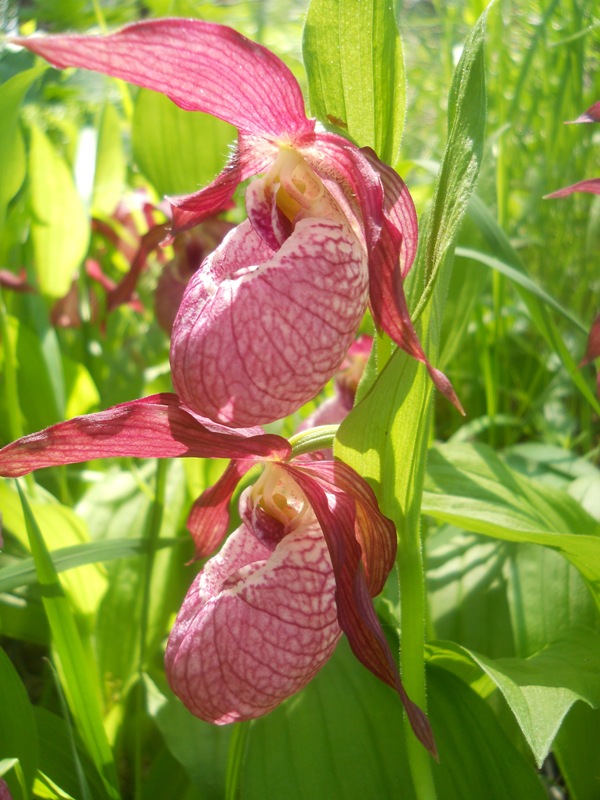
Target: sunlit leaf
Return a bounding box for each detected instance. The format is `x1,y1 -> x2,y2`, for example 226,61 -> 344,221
422,442 -> 600,603
303,0 -> 405,162
132,89 -> 235,197
28,123 -> 90,299
91,102 -> 127,217
469,627 -> 600,766
15,484 -> 119,799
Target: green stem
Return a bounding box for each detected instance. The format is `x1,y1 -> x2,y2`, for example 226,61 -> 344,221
134,459 -> 168,800
398,526 -> 437,799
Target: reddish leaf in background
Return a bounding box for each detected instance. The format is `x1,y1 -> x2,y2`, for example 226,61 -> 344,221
580,314 -> 600,367
544,179 -> 600,199
566,101 -> 600,124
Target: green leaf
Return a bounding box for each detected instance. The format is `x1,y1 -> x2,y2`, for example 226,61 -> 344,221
428,666 -> 546,799
132,89 -> 235,197
427,527 -> 516,658
0,537 -> 179,594
0,67 -> 46,232
28,123 -> 90,299
91,102 -> 127,217
335,4 -> 489,785
468,628 -> 600,766
238,638 -> 544,800
0,481 -> 106,618
32,707 -> 108,800
554,703 -> 600,800
15,483 -> 120,800
422,442 -> 600,603
412,0 -> 489,310
144,673 -> 231,800
302,0 -> 405,162
0,646 -> 39,798
505,543 -> 597,658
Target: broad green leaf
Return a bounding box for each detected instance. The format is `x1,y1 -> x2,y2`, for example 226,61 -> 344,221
554,703 -> 600,800
15,484 -> 120,800
0,67 -> 46,231
239,638 -> 544,800
0,646 -> 39,798
468,628 -> 600,766
428,666 -> 545,799
28,124 -> 90,299
0,537 -> 179,594
427,527 -> 515,658
144,673 -> 231,800
0,481 -> 106,618
303,0 -> 405,162
241,638 -> 414,800
506,543 -> 598,658
91,102 -> 127,217
63,359 -> 101,420
132,89 -> 235,197
4,316 -> 62,433
0,594 -> 49,646
423,442 -> 600,597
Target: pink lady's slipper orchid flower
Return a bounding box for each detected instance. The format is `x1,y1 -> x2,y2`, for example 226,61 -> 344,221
0,401 -> 435,755
14,19 -> 461,427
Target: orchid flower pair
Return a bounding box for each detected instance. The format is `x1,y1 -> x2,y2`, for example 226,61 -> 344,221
0,18 -> 449,754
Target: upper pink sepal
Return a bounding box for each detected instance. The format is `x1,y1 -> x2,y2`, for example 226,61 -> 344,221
544,179 -> 600,198
0,393 -> 290,477
12,19 -> 314,139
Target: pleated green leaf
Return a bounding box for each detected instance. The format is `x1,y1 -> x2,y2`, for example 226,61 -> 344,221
237,639 -> 544,799
554,703 -> 600,800
303,0 -> 405,162
422,442 -> 600,603
28,124 -> 90,299
469,628 -> 600,766
16,484 -> 120,800
132,89 -> 235,197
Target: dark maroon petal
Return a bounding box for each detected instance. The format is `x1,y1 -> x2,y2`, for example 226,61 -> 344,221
566,101 -> 600,124
580,313 -> 600,367
12,19 -> 314,139
0,779 -> 13,800
362,153 -> 463,414
303,460 -> 396,596
0,393 -> 290,477
187,459 -> 255,559
545,179 -> 600,198
282,463 -> 436,756
299,131 -> 384,252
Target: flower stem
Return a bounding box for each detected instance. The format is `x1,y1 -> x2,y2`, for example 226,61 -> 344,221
397,532 -> 437,799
